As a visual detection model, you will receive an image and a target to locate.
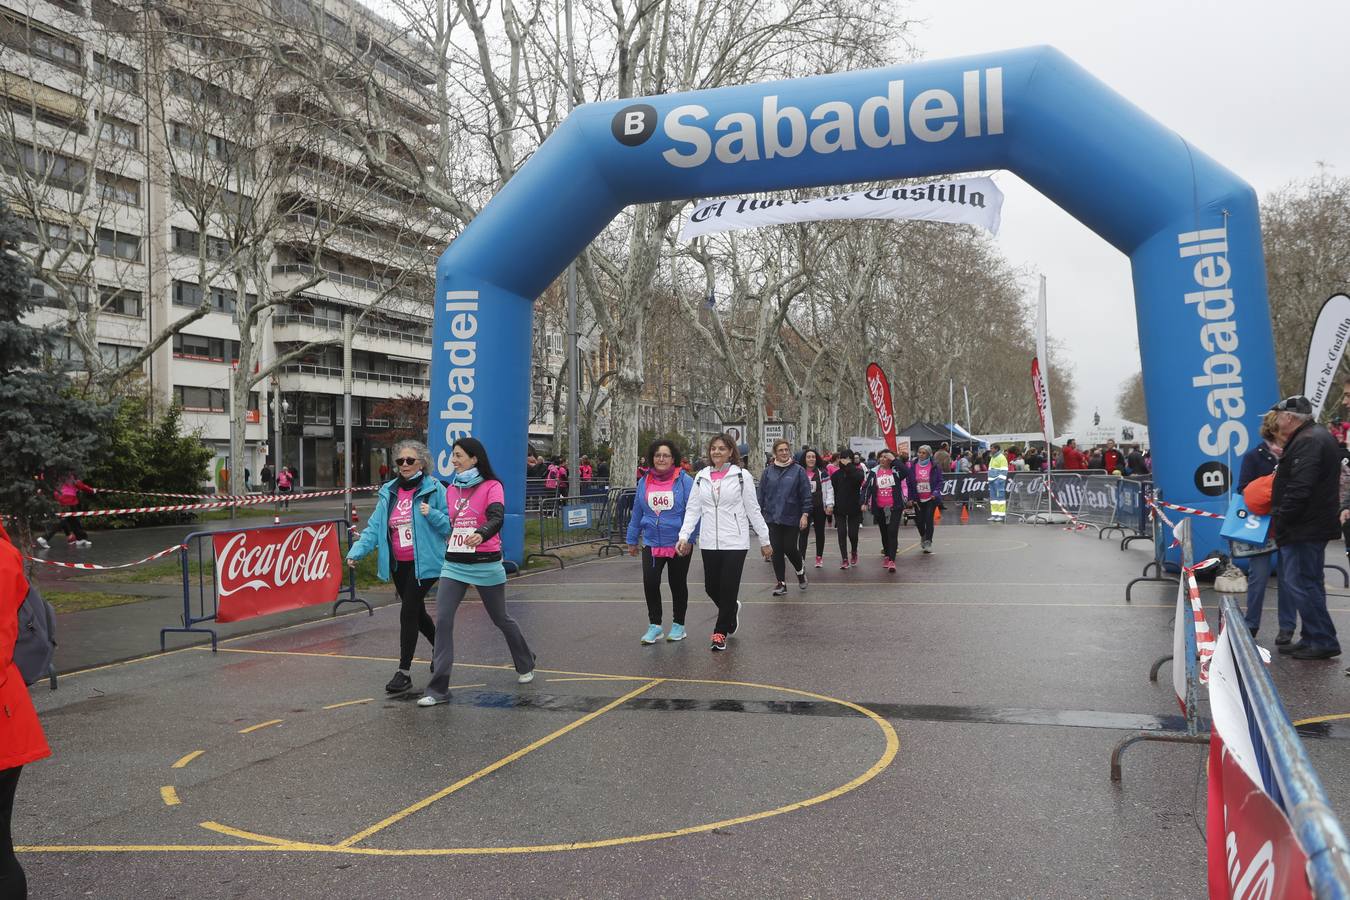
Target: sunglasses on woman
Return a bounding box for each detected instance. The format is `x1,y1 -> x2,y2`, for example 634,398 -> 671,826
395,457 -> 419,465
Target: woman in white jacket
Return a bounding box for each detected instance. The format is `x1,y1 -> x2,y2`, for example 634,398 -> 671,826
677,434 -> 773,651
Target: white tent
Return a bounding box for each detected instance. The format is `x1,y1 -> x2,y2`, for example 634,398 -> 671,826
1061,418 -> 1149,450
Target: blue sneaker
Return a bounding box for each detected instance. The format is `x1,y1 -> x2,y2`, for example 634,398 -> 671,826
667,623 -> 686,642
641,624 -> 664,645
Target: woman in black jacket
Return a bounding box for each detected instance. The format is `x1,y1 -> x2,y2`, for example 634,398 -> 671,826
830,453 -> 866,569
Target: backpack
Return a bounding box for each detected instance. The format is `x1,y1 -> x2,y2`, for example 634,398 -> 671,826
16,582 -> 57,687
1243,473 -> 1274,515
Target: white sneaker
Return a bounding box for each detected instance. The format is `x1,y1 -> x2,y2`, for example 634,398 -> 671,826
76,539 -> 92,547
416,695 -> 448,707
36,537 -> 49,549
517,671 -> 535,683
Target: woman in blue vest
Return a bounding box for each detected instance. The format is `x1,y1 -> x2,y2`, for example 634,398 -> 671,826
626,439 -> 697,644
346,440 -> 450,693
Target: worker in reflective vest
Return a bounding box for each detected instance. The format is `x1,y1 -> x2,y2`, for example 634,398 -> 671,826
987,445 -> 1010,521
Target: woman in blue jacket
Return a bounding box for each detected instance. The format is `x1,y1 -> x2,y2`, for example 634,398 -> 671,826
347,440 -> 450,693
625,439 -> 697,644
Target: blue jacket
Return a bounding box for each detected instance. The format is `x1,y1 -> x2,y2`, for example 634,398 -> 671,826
347,476 -> 450,581
626,471 -> 697,548
905,459 -> 945,502
1237,442 -> 1278,492
758,462 -> 813,525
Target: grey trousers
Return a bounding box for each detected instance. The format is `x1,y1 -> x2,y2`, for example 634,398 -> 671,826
425,578 -> 535,700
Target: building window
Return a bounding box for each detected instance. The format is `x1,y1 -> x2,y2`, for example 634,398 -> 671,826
96,227 -> 140,260
91,53 -> 138,92
96,171 -> 140,206
172,332 -> 239,362
175,384 -> 227,412
171,227 -> 230,260
1,15 -> 85,72
98,342 -> 141,366
98,285 -> 142,317
172,279 -> 202,308
18,217 -> 87,251
98,113 -> 138,149
1,142 -> 87,192
29,276 -> 88,310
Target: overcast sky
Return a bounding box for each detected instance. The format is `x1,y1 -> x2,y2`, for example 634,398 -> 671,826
907,0 -> 1350,432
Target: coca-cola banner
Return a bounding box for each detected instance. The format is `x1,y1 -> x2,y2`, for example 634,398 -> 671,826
865,362 -> 898,453
214,523 -> 344,623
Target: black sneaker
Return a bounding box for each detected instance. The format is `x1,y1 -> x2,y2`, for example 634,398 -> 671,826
772,582 -> 787,596
1275,630 -> 1294,646
1291,645 -> 1342,660
797,569 -> 808,590
385,671 -> 412,693
1278,640 -> 1307,655
711,632 -> 727,651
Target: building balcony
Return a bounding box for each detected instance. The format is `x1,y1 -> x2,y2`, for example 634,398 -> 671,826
272,311 -> 431,358
279,361 -> 428,388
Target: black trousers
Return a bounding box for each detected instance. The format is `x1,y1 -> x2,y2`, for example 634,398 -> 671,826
0,766 -> 24,899
642,547 -> 690,625
915,499 -> 938,543
835,511 -> 861,557
701,549 -> 747,635
875,506 -> 901,559
393,559 -> 437,669
768,522 -> 805,582
798,506 -> 827,559
43,510 -> 86,542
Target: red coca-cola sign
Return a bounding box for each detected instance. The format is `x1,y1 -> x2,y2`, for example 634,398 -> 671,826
865,362 -> 898,453
213,523 -> 343,623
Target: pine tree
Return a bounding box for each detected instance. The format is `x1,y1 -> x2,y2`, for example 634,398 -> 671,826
0,201 -> 108,548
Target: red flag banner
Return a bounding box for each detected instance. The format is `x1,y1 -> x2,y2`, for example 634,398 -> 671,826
865,363 -> 898,453
214,522 -> 344,623
1031,357 -> 1050,439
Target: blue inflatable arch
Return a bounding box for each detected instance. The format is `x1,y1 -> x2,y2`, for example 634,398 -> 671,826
430,45 -> 1276,563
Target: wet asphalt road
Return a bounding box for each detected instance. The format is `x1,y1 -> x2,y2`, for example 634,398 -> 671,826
15,520 -> 1350,899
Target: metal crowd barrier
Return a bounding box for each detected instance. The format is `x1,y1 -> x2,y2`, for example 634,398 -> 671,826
1111,516 -> 1207,781
1217,595 -> 1350,895
1125,487 -> 1178,603
1112,478 -> 1152,548
159,517 -> 372,652
1075,474 -> 1120,533
524,478 -> 610,512
528,488 -> 633,569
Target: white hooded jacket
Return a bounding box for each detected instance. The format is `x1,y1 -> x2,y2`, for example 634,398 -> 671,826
678,464 -> 772,551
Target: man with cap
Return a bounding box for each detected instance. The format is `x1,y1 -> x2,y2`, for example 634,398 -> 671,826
1270,396 -> 1342,660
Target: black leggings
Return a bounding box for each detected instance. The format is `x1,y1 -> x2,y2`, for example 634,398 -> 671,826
835,511 -> 861,557
875,507 -> 901,559
798,507 -> 827,559
702,549 -> 747,635
393,559 -> 437,669
915,499 -> 938,543
768,522 -> 805,582
1,766 -> 24,899
44,512 -> 86,542
642,547 -> 690,625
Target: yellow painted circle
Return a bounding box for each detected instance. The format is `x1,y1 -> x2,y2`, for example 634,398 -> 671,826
165,670 -> 900,856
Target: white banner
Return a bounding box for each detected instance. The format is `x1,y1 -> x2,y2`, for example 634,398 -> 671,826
1303,292 -> 1350,419
680,176 -> 1003,241
1035,275 -> 1055,442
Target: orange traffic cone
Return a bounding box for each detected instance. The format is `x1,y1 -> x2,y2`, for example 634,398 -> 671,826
960,505 -> 969,524
934,506 -> 942,523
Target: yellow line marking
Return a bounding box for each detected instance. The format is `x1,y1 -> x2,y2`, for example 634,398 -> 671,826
171,750 -> 205,769
1293,713 -> 1350,726
238,719 -> 283,734
335,679 -> 664,848
198,821 -> 327,850
17,844 -> 293,852
322,698 -> 373,710
160,786 -> 180,806
541,676 -> 647,683
210,647 -> 653,680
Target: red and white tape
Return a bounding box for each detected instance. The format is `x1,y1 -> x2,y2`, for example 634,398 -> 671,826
1154,499 -> 1224,520
60,485 -> 378,518
25,542 -> 185,570
1183,558 -> 1221,683
92,485 -> 379,502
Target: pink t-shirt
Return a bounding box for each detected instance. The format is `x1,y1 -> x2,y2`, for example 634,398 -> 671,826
389,487 -> 416,562
874,467 -> 896,509
709,469 -> 728,482
914,460 -> 935,501
446,480 -> 505,554
644,470 -> 679,558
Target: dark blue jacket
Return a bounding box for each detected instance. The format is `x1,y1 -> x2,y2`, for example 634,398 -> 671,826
626,471 -> 698,548
758,462 -> 813,525
1237,442 -> 1278,491
905,458 -> 945,502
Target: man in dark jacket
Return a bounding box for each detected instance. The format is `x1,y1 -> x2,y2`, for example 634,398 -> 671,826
1270,396 -> 1342,660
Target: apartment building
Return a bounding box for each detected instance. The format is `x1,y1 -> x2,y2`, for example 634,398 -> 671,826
0,0 -> 444,488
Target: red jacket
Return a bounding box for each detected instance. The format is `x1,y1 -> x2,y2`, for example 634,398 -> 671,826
1061,446 -> 1088,470
1103,449 -> 1124,473
0,525 -> 51,770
